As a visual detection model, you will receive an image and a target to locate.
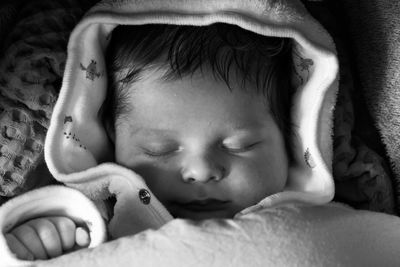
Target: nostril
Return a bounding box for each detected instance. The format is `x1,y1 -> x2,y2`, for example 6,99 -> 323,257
186,177 -> 196,183
181,163 -> 226,183
209,176 -> 219,182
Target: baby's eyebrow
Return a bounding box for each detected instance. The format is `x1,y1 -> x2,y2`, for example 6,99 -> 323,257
130,127 -> 177,137
227,121 -> 266,132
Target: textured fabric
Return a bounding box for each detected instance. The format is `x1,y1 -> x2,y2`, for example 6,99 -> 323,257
339,0 -> 400,213
22,203 -> 400,267
334,85 -> 396,214
0,0 -> 98,198
305,1 -> 397,215
2,191 -> 400,266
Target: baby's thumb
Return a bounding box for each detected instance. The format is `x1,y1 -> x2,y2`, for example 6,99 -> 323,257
75,227 -> 91,247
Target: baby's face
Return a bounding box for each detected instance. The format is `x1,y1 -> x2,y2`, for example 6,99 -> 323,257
113,68 -> 288,220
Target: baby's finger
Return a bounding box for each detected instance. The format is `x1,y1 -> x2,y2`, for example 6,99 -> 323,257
27,218 -> 62,259
75,227 -> 90,247
5,233 -> 34,261
12,224 -> 48,260
48,217 -> 76,252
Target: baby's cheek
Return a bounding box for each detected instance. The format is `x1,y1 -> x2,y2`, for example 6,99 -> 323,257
131,161 -> 180,197
233,158 -> 286,198
259,144 -> 289,180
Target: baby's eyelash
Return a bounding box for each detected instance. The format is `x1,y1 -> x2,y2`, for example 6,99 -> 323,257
222,141 -> 261,153
143,150 -> 173,158
141,146 -> 180,158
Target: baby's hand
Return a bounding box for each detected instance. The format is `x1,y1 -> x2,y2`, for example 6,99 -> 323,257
5,216 -> 90,261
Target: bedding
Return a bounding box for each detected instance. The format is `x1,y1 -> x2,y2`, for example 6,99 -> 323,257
309,1 -> 397,214
0,0 -> 98,201
26,203 -> 400,267
339,0 -> 400,213
0,0 -> 399,266
2,195 -> 400,266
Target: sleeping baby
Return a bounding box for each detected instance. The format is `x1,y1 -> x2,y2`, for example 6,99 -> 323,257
3,0 -> 339,262
6,23 -> 296,260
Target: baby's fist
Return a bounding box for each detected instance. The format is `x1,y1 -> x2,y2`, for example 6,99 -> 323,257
5,216 -> 89,260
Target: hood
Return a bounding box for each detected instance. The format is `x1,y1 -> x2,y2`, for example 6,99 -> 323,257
45,0 -> 339,214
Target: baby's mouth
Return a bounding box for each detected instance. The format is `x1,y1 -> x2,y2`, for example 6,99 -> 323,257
175,199 -> 230,212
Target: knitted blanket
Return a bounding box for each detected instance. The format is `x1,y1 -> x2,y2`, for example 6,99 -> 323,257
0,0 -> 98,200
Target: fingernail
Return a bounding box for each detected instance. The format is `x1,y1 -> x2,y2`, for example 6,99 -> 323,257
75,227 -> 90,247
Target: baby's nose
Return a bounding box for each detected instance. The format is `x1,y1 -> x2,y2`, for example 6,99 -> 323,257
181,155 -> 226,183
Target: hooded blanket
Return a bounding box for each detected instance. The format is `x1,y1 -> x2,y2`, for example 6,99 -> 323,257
1,0 -> 400,266
44,0 -> 338,237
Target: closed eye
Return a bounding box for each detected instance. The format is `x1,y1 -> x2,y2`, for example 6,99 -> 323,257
141,146 -> 179,158
222,141 -> 262,153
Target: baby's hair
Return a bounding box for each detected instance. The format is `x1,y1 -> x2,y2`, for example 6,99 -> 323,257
104,23 -> 294,157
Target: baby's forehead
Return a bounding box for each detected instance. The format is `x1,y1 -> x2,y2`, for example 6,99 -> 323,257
120,67 -> 273,130
126,68 -> 268,110
139,66 -> 268,97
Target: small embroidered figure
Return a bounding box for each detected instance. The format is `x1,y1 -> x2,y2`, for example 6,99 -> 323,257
64,116 -> 73,124
304,148 -> 316,168
292,49 -> 314,86
299,58 -> 313,72
63,132 -> 86,150
80,60 -> 102,81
